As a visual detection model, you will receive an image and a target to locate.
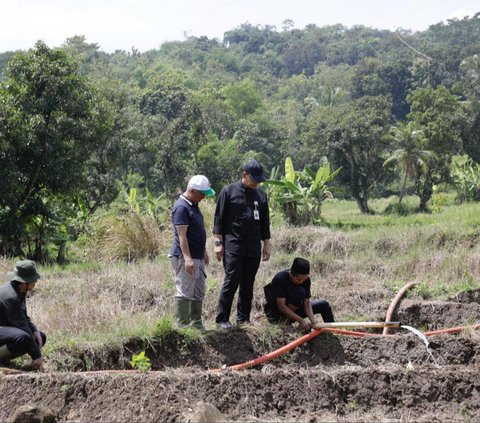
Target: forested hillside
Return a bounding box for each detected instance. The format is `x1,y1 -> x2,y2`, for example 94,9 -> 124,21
1,14 -> 480,260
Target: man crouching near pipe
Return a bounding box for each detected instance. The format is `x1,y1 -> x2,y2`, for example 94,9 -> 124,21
0,260 -> 46,370
263,257 -> 335,331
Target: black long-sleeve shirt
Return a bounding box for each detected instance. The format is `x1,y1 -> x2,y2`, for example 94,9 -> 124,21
213,181 -> 270,257
0,282 -> 41,359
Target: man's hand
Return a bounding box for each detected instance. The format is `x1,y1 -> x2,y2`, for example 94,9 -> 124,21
33,331 -> 43,348
184,257 -> 195,274
262,240 -> 271,261
31,357 -> 43,371
214,244 -> 224,262
299,319 -> 312,332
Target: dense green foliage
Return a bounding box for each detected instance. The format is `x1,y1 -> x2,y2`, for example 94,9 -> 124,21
1,14 -> 480,261
265,157 -> 340,226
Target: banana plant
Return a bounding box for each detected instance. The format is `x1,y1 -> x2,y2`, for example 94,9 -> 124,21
265,157 -> 341,226
451,155 -> 480,202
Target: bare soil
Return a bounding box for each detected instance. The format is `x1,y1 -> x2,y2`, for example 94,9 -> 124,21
1,290 -> 480,422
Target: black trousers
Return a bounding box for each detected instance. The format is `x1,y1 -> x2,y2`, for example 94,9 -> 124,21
264,299 -> 335,324
0,326 -> 47,359
216,251 -> 261,323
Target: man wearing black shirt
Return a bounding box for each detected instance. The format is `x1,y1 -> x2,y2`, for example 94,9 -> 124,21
0,260 -> 46,370
264,257 -> 334,331
213,159 -> 271,328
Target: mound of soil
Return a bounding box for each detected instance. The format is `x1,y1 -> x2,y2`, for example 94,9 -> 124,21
1,293 -> 480,422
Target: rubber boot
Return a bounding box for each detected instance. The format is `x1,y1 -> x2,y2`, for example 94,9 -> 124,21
175,298 -> 191,327
0,345 -> 13,365
190,301 -> 205,331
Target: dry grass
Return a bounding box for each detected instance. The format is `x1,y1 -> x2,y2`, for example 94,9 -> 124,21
272,226 -> 349,258
1,199 -> 480,354
27,259 -> 174,344
87,211 -> 171,262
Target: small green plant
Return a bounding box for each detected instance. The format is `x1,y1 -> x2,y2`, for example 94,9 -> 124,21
154,315 -> 175,338
177,327 -> 202,357
130,351 -> 151,372
207,277 -> 217,293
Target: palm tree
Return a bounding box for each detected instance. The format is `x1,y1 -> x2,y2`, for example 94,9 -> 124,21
384,122 -> 435,204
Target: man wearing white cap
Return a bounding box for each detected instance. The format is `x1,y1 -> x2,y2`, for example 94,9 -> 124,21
169,175 -> 215,330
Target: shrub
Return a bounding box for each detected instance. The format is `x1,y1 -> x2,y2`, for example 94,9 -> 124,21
87,210 -> 169,262
130,351 -> 151,372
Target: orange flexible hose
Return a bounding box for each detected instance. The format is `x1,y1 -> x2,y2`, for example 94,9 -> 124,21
322,328 -> 386,337
424,323 -> 480,336
383,281 -> 419,335
215,322 -> 480,371
212,329 -> 324,372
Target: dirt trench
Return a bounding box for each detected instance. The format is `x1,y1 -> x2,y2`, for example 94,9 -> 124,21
1,293 -> 479,422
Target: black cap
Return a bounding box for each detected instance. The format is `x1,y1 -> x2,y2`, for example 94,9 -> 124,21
242,159 -> 266,183
291,257 -> 310,275
7,260 -> 41,283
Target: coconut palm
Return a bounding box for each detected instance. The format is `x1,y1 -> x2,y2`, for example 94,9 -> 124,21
384,122 -> 435,204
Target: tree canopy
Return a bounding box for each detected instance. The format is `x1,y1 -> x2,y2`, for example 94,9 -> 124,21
1,14 -> 480,259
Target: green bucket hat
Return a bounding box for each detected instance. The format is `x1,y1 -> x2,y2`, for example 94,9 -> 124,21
6,260 -> 41,283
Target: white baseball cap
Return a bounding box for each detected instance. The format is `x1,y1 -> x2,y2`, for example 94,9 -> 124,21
188,175 -> 215,197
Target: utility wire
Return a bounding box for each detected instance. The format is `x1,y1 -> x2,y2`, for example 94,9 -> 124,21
395,31 -> 434,62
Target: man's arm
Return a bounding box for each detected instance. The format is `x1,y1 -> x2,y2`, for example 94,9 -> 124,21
260,190 -> 271,261
262,238 -> 271,261
213,234 -> 224,262
27,312 -> 43,348
176,225 -> 195,274
303,298 -> 318,327
276,298 -> 311,331
4,297 -> 35,336
213,188 -> 227,261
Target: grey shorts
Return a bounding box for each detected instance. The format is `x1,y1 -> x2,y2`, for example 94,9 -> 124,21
169,256 -> 206,301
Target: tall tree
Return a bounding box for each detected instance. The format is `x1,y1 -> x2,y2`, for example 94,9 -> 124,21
407,86 -> 464,211
383,122 -> 435,204
306,96 -> 393,213
460,54 -> 480,162
0,41 -> 96,258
